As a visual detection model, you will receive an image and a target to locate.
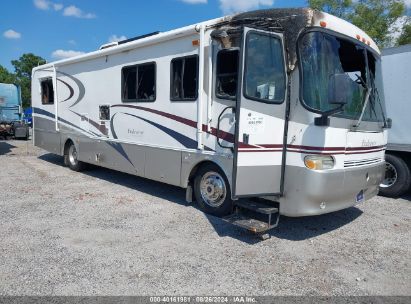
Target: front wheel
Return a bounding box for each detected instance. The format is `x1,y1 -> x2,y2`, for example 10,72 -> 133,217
66,142 -> 86,172
379,154 -> 411,198
193,164 -> 233,217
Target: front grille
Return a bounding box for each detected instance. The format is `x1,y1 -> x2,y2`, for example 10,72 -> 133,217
344,157 -> 383,168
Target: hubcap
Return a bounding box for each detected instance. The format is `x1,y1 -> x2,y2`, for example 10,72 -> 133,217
68,145 -> 78,166
380,162 -> 397,188
200,171 -> 227,208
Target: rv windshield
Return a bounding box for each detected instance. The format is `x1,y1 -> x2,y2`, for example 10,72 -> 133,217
299,31 -> 386,123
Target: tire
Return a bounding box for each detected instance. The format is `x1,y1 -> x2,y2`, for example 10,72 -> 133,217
193,164 -> 233,217
66,142 -> 86,172
379,154 -> 411,198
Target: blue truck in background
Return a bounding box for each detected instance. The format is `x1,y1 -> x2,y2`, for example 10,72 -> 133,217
0,83 -> 30,140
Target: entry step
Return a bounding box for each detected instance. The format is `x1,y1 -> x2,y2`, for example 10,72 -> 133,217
235,199 -> 279,214
222,199 -> 280,236
223,213 -> 270,233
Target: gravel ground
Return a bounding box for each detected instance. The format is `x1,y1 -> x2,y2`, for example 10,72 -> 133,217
0,139 -> 410,296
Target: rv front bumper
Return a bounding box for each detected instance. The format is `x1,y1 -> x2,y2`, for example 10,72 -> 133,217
280,162 -> 385,217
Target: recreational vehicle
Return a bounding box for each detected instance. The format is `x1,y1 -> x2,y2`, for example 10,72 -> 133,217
32,8 -> 389,234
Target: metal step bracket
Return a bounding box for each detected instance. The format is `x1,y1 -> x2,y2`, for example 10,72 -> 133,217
223,199 -> 280,238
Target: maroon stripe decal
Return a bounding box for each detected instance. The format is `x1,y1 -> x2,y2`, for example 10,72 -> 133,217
239,149 -> 283,153
286,144 -> 345,151
346,145 -> 387,151
112,104 -> 239,144
256,144 -> 284,149
345,148 -> 386,155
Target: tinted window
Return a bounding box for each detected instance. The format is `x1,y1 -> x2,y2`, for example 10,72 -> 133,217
216,49 -> 239,100
244,32 -> 286,103
171,56 -> 198,101
122,62 -> 156,102
41,78 -> 54,105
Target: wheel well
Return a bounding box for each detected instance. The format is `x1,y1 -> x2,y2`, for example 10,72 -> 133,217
188,160 -> 227,186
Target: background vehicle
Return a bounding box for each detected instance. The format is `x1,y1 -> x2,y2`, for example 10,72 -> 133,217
380,44 -> 411,197
0,83 -> 30,140
23,107 -> 33,127
32,8 -> 389,234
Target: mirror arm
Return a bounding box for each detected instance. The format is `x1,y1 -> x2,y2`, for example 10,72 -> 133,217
314,105 -> 344,127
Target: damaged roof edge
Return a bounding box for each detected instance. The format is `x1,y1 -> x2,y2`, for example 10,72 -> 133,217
228,8 -> 319,70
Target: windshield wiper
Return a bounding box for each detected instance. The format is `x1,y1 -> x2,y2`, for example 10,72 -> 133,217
353,85 -> 371,128
373,86 -> 390,128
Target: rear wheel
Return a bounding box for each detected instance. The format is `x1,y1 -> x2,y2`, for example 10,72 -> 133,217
66,142 -> 85,172
194,164 -> 233,217
379,154 -> 411,198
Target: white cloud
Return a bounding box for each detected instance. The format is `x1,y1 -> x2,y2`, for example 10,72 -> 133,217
52,49 -> 85,59
53,3 -> 63,11
404,0 -> 411,8
108,35 -> 127,43
3,29 -> 21,39
219,0 -> 274,14
33,0 -> 63,11
63,5 -> 96,19
179,0 -> 207,4
108,35 -> 127,42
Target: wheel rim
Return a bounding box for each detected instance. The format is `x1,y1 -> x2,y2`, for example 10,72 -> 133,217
200,171 -> 227,208
380,162 -> 398,188
68,145 -> 78,166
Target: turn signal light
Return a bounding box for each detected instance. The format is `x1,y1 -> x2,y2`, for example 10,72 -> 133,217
320,21 -> 327,27
192,39 -> 200,46
304,155 -> 335,170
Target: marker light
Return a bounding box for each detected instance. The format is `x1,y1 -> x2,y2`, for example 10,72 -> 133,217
320,21 -> 327,28
192,39 -> 200,46
356,35 -> 361,40
362,38 -> 366,43
304,155 -> 335,170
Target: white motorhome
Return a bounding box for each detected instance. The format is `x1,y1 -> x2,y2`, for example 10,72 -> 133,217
32,8 -> 389,234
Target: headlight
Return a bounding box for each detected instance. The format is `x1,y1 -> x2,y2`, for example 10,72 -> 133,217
304,155 -> 335,170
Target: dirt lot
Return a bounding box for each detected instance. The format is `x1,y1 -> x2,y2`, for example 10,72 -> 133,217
0,139 -> 410,296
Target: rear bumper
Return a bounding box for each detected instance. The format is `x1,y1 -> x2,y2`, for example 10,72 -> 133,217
279,162 -> 385,217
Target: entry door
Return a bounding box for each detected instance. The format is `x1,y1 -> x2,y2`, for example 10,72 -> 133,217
233,27 -> 287,197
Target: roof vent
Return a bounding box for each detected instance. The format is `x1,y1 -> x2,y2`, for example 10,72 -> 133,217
99,41 -> 118,50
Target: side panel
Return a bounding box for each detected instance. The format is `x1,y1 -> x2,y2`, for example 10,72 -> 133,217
32,69 -> 61,155
382,46 -> 411,146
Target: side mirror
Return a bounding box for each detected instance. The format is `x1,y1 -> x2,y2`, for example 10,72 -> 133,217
385,118 -> 392,129
328,73 -> 350,105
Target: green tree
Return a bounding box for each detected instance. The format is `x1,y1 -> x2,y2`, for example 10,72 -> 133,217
397,23 -> 411,45
309,0 -> 407,47
0,65 -> 16,84
309,0 -> 353,18
11,53 -> 46,108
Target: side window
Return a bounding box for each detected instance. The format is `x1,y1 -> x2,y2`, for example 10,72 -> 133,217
41,78 -> 54,105
216,49 -> 239,100
122,62 -> 156,102
170,55 -> 198,101
244,32 -> 286,103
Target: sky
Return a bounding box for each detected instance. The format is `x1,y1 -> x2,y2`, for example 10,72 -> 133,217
1,0 -> 410,72
0,0 -> 308,71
